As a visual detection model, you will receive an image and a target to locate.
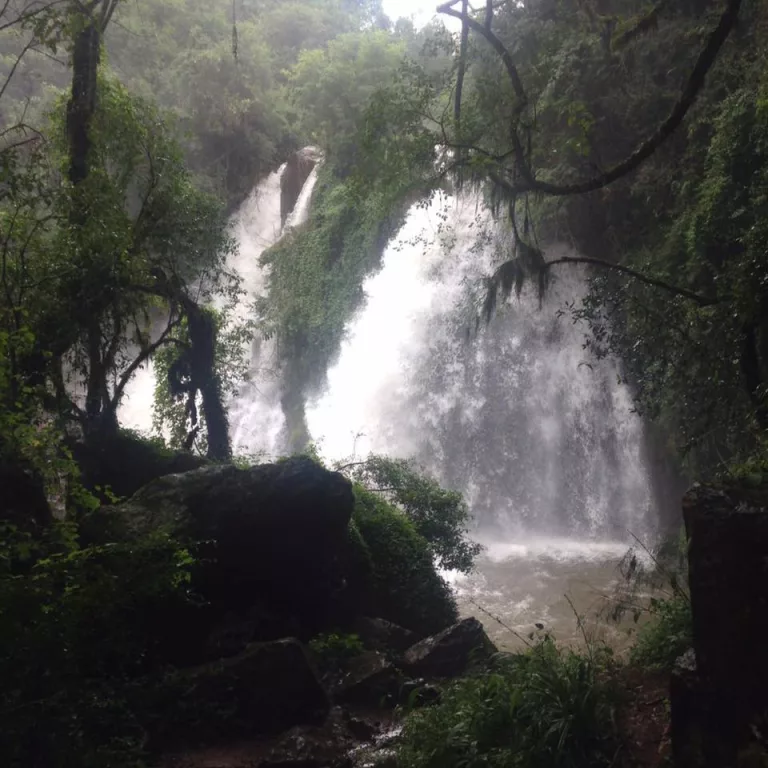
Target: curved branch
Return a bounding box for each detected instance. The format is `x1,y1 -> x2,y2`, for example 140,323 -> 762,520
441,0 -> 742,197
112,314 -> 182,406
545,256 -> 719,306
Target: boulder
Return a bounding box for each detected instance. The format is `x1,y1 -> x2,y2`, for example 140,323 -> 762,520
353,617 -> 416,655
335,651 -> 402,709
93,458 -> 355,646
399,679 -> 441,708
146,639 -> 329,749
260,708 -> 354,768
0,460 -> 51,530
73,430 -> 206,506
403,618 -> 496,679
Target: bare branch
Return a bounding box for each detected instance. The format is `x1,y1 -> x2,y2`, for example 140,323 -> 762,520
0,35 -> 36,103
0,0 -> 67,33
112,312 -> 182,405
545,256 -> 719,306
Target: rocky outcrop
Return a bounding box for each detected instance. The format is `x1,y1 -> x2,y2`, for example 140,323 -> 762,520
403,618 -> 496,679
670,482 -> 768,767
146,639 -> 329,749
73,430 -> 206,504
335,651 -> 402,709
281,147 -> 322,226
90,457 -> 356,657
0,460 -> 52,530
353,617 -> 416,654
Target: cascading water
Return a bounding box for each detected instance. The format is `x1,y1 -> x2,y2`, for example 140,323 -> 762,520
118,154 -> 322,459
224,168 -> 288,458
307,190 -> 655,647
117,159 -> 654,647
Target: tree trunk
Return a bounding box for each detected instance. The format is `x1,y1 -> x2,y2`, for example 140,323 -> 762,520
186,303 -> 231,461
66,20 -> 100,191
68,15 -> 106,436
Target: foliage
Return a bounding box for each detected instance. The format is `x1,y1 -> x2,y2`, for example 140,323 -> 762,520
630,593 -> 693,671
287,30 -> 406,165
258,162 -> 416,447
308,631 -> 365,668
0,531 -> 197,767
347,454 -> 481,572
610,533 -> 693,671
152,307 -> 251,455
352,484 -> 458,636
397,638 -> 620,768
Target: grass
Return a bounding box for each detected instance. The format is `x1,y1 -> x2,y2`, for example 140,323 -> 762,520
397,637 -> 621,768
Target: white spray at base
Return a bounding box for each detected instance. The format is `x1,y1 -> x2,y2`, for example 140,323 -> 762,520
306,191 -> 654,644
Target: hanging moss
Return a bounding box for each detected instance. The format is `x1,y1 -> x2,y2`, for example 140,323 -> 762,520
258,163 -> 421,448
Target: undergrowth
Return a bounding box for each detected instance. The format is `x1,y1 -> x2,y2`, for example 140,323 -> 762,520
610,532 -> 693,671
397,638 -> 621,768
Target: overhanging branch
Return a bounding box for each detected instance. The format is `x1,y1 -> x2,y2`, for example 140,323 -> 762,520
545,256 -> 719,306
440,0 -> 742,197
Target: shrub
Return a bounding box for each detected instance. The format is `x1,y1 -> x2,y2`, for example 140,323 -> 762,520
352,485 -> 458,636
309,631 -> 365,670
398,639 -> 620,768
348,455 -> 482,573
630,593 -> 693,671
0,532 -> 197,767
611,532 -> 693,671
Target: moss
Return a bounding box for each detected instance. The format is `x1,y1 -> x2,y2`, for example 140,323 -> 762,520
352,485 -> 458,637
72,429 -> 206,506
258,163 -> 416,444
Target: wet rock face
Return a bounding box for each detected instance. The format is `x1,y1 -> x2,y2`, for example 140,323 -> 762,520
281,147 -> 322,226
353,617 -> 416,654
670,483 -> 768,767
335,651 -> 402,709
403,618 -> 496,679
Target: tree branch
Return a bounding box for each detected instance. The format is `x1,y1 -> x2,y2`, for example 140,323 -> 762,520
0,36 -> 36,103
112,312 -> 182,406
454,0 -> 469,131
441,0 -> 741,197
545,256 -> 719,306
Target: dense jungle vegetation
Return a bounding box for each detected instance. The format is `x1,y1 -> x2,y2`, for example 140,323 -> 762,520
0,0 -> 766,765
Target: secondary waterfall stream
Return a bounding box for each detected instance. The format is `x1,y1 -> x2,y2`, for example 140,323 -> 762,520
120,159 -> 656,649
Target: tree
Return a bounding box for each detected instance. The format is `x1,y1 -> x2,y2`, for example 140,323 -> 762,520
287,29 -> 406,165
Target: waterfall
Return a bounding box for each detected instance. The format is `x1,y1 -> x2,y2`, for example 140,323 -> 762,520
307,191 -> 654,543
117,157 -> 653,544
118,154 -> 323,459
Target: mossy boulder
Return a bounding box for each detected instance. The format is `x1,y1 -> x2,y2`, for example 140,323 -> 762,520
88,457 -> 356,653
73,429 -> 206,504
